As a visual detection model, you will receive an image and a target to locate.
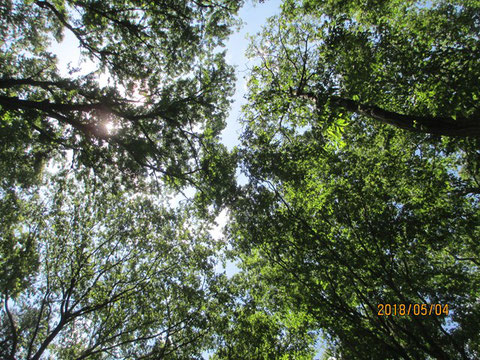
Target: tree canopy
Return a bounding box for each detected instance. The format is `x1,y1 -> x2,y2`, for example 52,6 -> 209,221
1,170 -> 229,359
229,0 -> 480,358
246,0 -> 480,138
0,0 -> 240,192
232,119 -> 480,358
2,0 -> 480,359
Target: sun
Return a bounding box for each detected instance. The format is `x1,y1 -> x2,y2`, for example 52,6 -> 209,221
104,121 -> 116,135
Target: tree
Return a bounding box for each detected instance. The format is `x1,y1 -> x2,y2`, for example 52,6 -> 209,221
229,2 -> 480,357
0,168 -> 233,359
246,0 -> 480,138
210,258 -> 317,359
232,115 -> 480,358
0,0 -> 240,192
0,161 -> 317,359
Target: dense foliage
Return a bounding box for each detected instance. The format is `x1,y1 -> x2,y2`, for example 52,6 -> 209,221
233,121 -> 480,359
0,0 -> 239,193
1,170 -> 228,359
2,0 -> 480,359
230,0 -> 480,358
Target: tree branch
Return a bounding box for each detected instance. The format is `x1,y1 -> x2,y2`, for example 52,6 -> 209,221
4,294 -> 18,360
0,95 -> 106,114
34,0 -> 107,63
30,314 -> 69,360
297,90 -> 480,137
0,78 -> 74,90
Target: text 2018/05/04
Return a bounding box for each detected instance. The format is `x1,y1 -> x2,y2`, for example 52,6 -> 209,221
378,304 -> 449,316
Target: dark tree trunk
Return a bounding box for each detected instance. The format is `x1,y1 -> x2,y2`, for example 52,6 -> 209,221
330,96 -> 480,138
297,90 -> 480,137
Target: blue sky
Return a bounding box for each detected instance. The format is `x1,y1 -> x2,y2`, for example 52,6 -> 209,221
222,0 -> 282,149
213,0 -> 281,273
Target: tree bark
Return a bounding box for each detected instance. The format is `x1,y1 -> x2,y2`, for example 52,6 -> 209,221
298,90 -> 480,137
0,95 -> 104,113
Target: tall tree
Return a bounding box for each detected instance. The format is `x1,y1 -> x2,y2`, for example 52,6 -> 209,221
246,0 -> 480,138
0,169 -> 232,359
0,0 -> 240,192
230,1 -> 480,358
232,117 -> 480,359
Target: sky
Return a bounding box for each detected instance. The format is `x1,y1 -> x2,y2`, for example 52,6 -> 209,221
221,0 -> 282,149
211,0 -> 283,273
208,0 -> 284,273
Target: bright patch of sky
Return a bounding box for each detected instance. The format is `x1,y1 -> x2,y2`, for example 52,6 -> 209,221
49,31 -> 109,83
221,0 -> 282,150
212,0 -> 283,280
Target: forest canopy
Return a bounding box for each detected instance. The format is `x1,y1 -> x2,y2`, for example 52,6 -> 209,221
0,0 -> 239,195
1,0 -> 480,359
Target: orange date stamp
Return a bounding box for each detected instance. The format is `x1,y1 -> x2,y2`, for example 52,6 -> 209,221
377,303 -> 449,316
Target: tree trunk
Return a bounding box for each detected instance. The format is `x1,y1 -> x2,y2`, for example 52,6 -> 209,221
298,90 -> 480,137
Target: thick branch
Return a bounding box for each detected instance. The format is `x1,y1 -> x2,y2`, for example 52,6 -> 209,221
333,96 -> 480,137
30,315 -> 68,360
299,91 -> 480,137
0,78 -> 74,90
4,295 -> 18,360
0,95 -> 105,114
